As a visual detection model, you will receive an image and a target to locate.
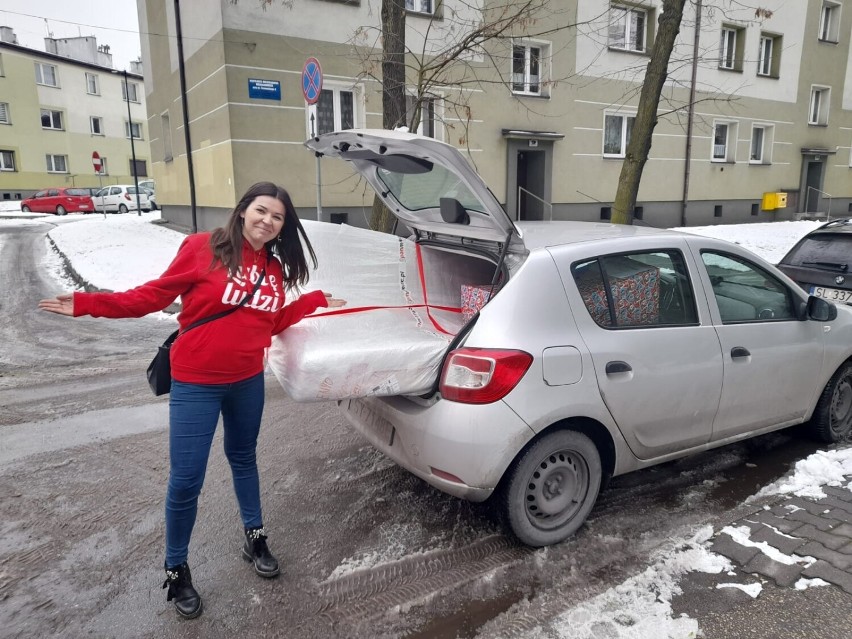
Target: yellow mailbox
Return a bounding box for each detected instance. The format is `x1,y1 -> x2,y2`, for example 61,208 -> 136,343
761,192 -> 788,211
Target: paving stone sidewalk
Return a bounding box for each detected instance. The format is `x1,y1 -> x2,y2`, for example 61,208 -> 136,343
708,484 -> 852,594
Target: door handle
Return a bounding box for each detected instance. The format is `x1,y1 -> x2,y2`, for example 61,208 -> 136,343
731,346 -> 751,358
606,361 -> 632,374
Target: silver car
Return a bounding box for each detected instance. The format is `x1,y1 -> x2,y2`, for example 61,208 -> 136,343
306,130 -> 852,547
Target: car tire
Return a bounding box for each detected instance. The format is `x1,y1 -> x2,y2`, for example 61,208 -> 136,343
809,361 -> 852,443
119,204 -> 128,214
502,430 -> 602,547
22,205 -> 30,212
56,205 -> 67,216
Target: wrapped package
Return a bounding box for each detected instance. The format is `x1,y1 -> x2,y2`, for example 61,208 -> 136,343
575,256 -> 660,326
267,221 -> 497,401
461,284 -> 493,322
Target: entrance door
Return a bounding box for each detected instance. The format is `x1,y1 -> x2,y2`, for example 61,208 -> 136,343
517,150 -> 546,220
804,160 -> 823,213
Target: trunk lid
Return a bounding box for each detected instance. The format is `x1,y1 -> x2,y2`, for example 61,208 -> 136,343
305,129 -> 525,255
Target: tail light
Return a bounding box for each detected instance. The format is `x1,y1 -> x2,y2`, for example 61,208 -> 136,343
124,193 -> 131,200
440,348 -> 533,404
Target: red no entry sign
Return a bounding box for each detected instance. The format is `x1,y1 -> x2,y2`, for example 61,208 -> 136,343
92,151 -> 102,173
302,58 -> 323,105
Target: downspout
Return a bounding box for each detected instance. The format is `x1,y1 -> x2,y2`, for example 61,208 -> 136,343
174,0 -> 197,233
681,0 -> 702,227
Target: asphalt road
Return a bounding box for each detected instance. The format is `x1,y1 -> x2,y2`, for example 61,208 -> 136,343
1,218 -> 849,638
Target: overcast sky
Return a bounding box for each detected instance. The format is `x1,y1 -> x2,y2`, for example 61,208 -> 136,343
0,0 -> 141,71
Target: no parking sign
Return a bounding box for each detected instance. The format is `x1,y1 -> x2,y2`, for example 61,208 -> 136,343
301,57 -> 323,105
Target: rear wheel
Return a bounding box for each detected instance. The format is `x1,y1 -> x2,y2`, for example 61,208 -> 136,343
810,361 -> 852,443
21,205 -> 30,212
118,204 -> 128,214
502,430 -> 601,547
56,205 -> 67,216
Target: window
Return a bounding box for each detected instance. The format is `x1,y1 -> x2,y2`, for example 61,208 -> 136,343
130,159 -> 148,177
46,154 -> 68,173
758,34 -> 782,77
809,86 -> 830,125
34,62 -> 58,86
405,0 -> 433,13
0,102 -> 9,124
701,251 -> 795,323
0,150 -> 15,171
122,82 -> 139,102
609,5 -> 648,52
90,116 -> 103,135
85,72 -> 99,95
41,109 -> 63,130
719,25 -> 745,71
125,121 -> 143,139
406,95 -> 439,138
712,121 -> 737,162
512,43 -> 548,95
572,251 -> 697,328
310,86 -> 356,136
819,1 -> 841,43
603,112 -> 635,157
161,112 -> 173,161
96,156 -> 108,175
750,124 -> 774,164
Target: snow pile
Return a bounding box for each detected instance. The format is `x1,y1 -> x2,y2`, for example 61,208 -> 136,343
752,448 -> 852,500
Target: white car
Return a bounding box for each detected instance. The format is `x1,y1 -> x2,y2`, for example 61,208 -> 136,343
92,185 -> 150,213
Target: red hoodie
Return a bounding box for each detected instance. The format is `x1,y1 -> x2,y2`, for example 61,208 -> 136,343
73,232 -> 328,384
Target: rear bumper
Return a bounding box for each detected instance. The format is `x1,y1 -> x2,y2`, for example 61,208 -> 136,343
339,395 -> 536,502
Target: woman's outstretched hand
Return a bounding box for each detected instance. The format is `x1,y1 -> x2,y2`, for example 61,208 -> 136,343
324,292 -> 347,308
38,293 -> 75,316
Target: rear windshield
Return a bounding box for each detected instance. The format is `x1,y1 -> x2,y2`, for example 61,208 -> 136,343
128,187 -> 142,194
377,164 -> 486,215
65,188 -> 88,196
783,234 -> 852,265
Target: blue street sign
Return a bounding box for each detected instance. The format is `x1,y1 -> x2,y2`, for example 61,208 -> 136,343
248,78 -> 281,100
302,58 -> 323,105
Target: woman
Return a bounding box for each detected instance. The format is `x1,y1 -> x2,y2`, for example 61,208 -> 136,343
39,182 -> 345,619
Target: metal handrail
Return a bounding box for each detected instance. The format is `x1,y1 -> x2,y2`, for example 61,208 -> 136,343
805,186 -> 832,221
517,186 -> 553,221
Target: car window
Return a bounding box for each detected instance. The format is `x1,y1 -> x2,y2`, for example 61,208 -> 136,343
701,251 -> 796,323
34,191 -> 46,198
65,188 -> 87,196
781,234 -> 852,267
376,164 -> 486,215
572,250 -> 698,328
110,187 -> 121,195
48,189 -> 59,196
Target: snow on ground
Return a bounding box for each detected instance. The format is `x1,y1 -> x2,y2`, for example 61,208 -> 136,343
4,207 -> 851,636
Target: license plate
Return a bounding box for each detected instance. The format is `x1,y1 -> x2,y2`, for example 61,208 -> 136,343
346,398 -> 395,446
811,286 -> 852,303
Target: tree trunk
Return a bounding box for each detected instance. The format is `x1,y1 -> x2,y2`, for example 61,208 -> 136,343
370,0 -> 407,233
611,0 -> 687,225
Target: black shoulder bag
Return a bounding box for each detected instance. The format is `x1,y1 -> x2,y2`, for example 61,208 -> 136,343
146,267 -> 266,396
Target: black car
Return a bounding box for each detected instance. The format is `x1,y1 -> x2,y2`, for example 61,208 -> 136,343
777,218 -> 852,305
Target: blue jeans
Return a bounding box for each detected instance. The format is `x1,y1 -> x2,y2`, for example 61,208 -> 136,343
165,372 -> 265,568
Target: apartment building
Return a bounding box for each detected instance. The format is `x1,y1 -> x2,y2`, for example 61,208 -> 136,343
0,28 -> 150,201
138,0 -> 852,229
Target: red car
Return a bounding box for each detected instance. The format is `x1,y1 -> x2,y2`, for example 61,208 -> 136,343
21,188 -> 96,215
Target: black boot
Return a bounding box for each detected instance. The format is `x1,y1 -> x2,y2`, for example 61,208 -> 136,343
242,527 -> 280,578
162,562 -> 202,619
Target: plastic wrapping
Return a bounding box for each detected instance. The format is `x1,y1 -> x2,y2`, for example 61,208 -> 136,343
267,221 -> 495,401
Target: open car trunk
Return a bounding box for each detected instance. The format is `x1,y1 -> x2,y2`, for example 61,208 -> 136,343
268,221 -> 504,401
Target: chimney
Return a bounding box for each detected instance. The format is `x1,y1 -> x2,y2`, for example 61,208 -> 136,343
0,26 -> 18,44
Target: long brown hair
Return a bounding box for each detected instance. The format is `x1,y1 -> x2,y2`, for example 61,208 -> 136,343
209,182 -> 318,291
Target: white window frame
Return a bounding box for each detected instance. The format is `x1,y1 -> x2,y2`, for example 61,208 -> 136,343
719,26 -> 745,70
34,62 -> 58,87
122,82 -> 139,103
125,120 -> 143,139
809,86 -> 830,125
46,154 -> 68,173
86,72 -> 99,95
41,109 -> 63,130
819,1 -> 841,43
758,36 -> 773,76
749,124 -> 774,164
96,156 -> 108,176
90,116 -> 103,135
609,4 -> 647,53
405,0 -> 433,14
405,93 -> 443,140
511,40 -> 550,97
0,102 -> 9,125
0,150 -> 14,171
603,111 -> 636,158
305,82 -> 364,137
712,120 -> 738,163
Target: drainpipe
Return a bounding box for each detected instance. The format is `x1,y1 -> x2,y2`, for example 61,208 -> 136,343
175,0 -> 197,233
681,0 -> 702,228
124,70 -> 142,216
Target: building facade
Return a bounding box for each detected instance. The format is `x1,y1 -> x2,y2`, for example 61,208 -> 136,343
138,0 -> 852,229
0,28 -> 150,201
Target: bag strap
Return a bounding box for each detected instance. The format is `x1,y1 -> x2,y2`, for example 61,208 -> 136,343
163,265 -> 267,347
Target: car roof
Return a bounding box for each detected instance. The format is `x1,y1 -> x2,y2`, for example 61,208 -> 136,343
515,220 -> 690,251
805,218 -> 852,235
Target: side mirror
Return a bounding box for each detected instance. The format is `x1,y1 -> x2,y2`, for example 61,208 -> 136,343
808,296 -> 838,322
440,198 -> 470,225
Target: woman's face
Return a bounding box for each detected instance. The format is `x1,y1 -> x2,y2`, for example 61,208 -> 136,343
241,195 -> 285,250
